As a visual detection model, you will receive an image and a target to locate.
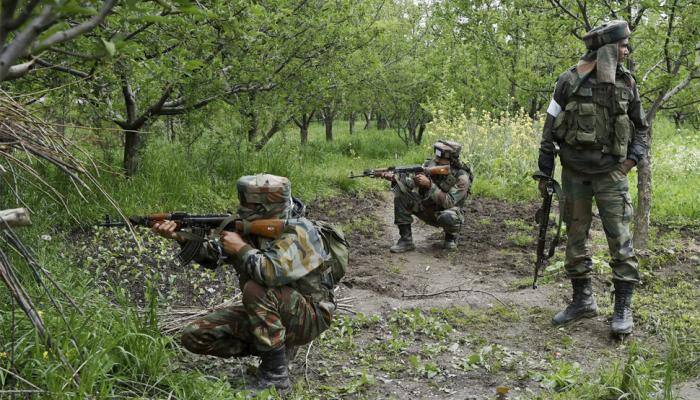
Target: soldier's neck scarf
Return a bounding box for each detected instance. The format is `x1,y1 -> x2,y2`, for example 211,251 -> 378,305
576,42 -> 619,84
237,200 -> 292,221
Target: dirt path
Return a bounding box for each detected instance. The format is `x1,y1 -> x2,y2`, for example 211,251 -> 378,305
336,192 -> 556,316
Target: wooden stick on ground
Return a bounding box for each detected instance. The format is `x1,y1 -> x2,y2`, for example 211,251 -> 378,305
402,286 -> 511,309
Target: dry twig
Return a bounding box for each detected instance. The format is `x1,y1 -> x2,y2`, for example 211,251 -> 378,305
402,285 -> 511,308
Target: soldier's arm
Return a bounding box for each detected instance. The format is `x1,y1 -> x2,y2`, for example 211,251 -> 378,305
233,225 -> 326,287
425,173 -> 471,208
538,75 -> 569,176
625,80 -> 649,165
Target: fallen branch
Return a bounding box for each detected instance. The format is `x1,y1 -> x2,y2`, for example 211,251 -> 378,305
402,286 -> 510,308
304,341 -> 314,387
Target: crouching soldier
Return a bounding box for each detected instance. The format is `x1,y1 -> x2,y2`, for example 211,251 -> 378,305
379,140 -> 473,252
151,174 -> 347,392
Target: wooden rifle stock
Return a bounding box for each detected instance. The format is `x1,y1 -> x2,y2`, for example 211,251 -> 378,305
232,219 -> 286,239
424,165 -> 450,176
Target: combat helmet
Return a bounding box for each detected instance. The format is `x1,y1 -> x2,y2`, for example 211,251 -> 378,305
433,140 -> 462,161
236,174 -> 293,220
583,20 -> 630,50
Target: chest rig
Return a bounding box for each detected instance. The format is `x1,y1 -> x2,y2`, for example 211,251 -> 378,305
552,71 -> 634,158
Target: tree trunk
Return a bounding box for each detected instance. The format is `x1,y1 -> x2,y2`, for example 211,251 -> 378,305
123,128 -> 141,177
349,112 -> 355,135
363,111 -> 371,129
168,117 -> 176,142
376,113 -> 387,130
325,116 -> 333,141
323,106 -> 334,141
416,123 -> 426,144
300,126 -> 309,145
294,112 -> 314,146
247,111 -> 258,143
633,124 -> 653,252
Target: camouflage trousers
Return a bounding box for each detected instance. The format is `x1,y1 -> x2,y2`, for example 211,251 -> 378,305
394,190 -> 463,234
561,167 -> 639,282
181,280 -> 333,356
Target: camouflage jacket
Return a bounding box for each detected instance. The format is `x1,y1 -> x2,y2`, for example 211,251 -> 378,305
538,65 -> 649,176
184,218 -> 334,302
395,159 -> 472,210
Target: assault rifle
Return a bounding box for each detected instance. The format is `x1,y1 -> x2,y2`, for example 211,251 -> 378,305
100,212 -> 291,265
349,164 -> 450,179
99,212 -> 287,239
532,165 -> 563,289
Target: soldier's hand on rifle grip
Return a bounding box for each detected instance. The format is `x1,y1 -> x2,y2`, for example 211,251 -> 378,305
620,159 -> 636,175
151,220 -> 184,243
220,231 -> 247,255
414,173 -> 431,188
376,171 -> 394,181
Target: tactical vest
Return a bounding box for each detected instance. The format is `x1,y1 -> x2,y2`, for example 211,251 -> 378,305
429,160 -> 472,200
552,72 -> 634,158
256,220 -> 338,304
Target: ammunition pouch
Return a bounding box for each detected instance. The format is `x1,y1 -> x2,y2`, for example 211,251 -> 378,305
557,80 -> 634,159
437,173 -> 458,193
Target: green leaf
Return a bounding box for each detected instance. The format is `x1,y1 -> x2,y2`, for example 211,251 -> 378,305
101,39 -> 116,57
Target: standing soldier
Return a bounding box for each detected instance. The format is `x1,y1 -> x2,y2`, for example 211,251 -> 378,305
379,140 -> 473,252
151,174 -> 346,392
536,21 -> 648,335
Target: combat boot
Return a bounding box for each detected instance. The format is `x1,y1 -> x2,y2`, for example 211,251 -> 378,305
611,281 -> 635,335
252,346 -> 291,392
552,278 -> 598,325
390,224 -> 415,253
443,232 -> 458,250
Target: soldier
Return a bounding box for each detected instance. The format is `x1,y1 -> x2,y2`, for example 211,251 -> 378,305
536,20 -> 648,335
151,174 -> 343,392
379,140 -> 473,252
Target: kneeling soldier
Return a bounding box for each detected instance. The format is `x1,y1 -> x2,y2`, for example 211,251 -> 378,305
379,140 -> 473,252
152,174 -> 344,392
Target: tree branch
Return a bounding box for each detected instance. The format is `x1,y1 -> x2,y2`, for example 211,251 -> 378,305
3,59 -> 35,80
33,0 -> 117,53
662,0 -> 678,73
4,0 -> 41,31
34,58 -> 90,78
0,5 -> 54,81
575,0 -> 591,30
548,0 -> 582,26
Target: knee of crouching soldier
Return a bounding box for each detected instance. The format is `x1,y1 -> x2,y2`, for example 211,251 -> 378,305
242,280 -> 266,306
436,212 -> 459,228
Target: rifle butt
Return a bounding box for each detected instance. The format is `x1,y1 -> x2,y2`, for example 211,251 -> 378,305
234,219 -> 285,239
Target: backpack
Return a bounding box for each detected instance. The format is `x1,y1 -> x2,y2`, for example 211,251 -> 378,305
312,220 -> 349,285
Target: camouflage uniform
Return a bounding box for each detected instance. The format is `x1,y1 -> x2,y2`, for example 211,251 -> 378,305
393,158 -> 472,235
388,140 -> 473,253
180,175 -> 336,357
538,20 -> 648,333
